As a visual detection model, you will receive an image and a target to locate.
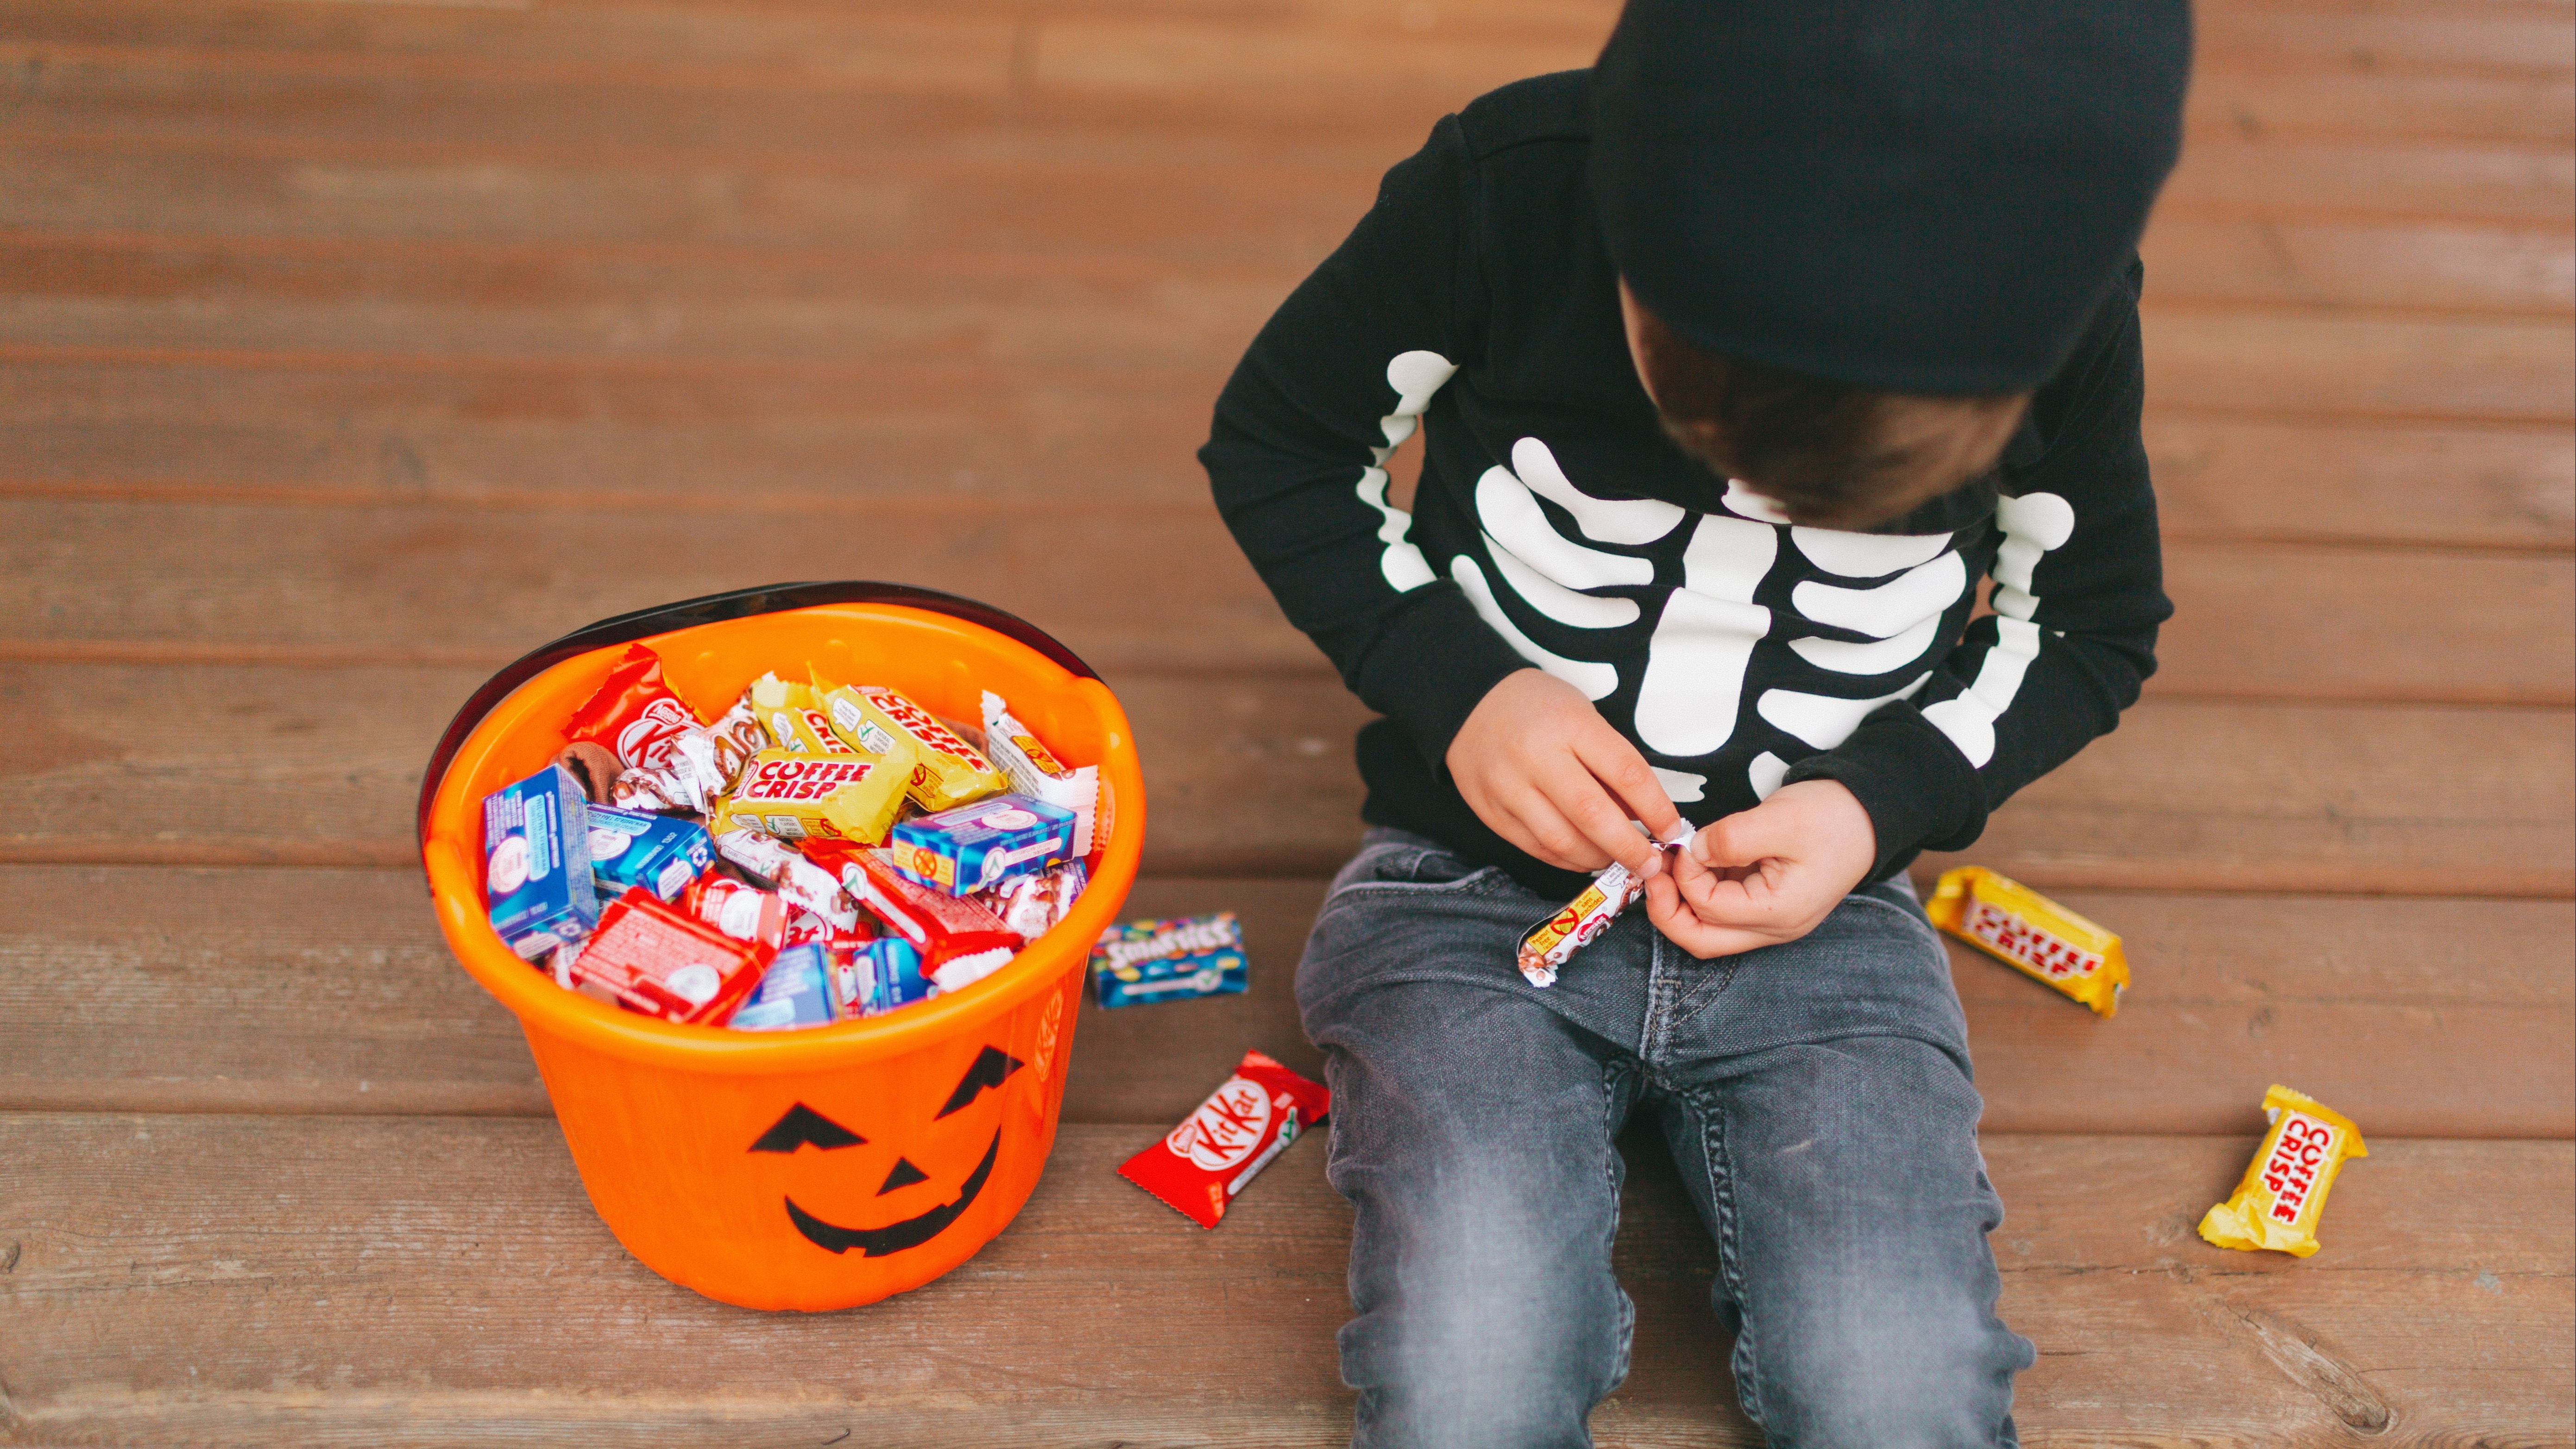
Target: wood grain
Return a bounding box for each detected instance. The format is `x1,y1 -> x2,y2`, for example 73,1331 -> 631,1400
3,361 -> 2569,551
4,868 -> 2567,1138
6,662 -> 2574,889
0,1115 -> 2563,1445
6,503 -> 2569,705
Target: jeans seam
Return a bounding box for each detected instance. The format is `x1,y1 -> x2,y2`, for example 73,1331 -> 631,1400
1840,889 -> 1947,950
1601,1058 -> 1636,1394
1688,1084 -> 1765,1430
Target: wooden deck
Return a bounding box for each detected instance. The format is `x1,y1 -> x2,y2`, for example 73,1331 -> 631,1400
2,0 -> 2570,1443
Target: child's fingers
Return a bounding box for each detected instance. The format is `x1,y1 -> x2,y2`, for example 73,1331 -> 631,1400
1535,755 -> 1666,879
1497,786 -> 1612,873
1690,800 -> 1801,869
1569,727 -> 1682,847
1645,875 -> 1776,958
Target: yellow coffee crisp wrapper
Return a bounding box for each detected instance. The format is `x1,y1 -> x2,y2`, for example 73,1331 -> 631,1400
711,748 -> 912,845
1927,865 -> 2127,1017
2198,1084 -> 2367,1259
822,683 -> 1008,812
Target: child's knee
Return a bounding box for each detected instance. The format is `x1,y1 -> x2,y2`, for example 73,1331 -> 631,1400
1739,1277 -> 2031,1448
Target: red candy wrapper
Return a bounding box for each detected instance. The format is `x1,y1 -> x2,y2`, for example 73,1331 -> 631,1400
681,874 -> 787,953
569,887 -> 766,1024
1120,1050 -> 1329,1229
566,644 -> 697,768
813,842 -> 1021,970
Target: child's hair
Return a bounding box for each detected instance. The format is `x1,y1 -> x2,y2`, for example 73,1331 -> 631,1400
1630,299 -> 2028,529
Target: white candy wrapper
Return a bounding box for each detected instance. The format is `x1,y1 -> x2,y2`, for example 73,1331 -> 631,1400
980,691 -> 1100,857
713,828 -> 859,932
1515,819 -> 1696,988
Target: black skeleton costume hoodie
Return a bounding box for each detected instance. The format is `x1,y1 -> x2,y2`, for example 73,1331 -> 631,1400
1203,65 -> 2180,901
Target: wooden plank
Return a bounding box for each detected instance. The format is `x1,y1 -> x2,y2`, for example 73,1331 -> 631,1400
2142,416 -> 2573,551
5,501 -> 2567,702
2,362 -> 2568,552
2154,543 -> 2573,704
2139,215 -> 2574,316
4,662 -> 2570,890
4,132 -> 2569,273
0,222 -> 2563,380
6,867 -> 2568,1138
2141,309 -> 2575,423
2180,68 -> 2575,144
0,1115 -> 2563,1444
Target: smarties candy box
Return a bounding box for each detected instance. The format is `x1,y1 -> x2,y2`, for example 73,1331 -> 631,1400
888,794 -> 1078,897
2198,1084 -> 2368,1258
1090,913 -> 1248,1009
1120,1051 -> 1330,1229
586,805 -> 714,902
482,763 -> 601,960
1927,866 -> 2127,1017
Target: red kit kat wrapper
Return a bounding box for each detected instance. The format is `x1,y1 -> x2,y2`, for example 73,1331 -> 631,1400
1120,1051 -> 1329,1229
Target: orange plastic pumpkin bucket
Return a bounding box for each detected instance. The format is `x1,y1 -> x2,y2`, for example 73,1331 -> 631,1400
416,583 -> 1144,1311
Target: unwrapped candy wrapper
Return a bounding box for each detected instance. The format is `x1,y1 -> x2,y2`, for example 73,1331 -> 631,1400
2198,1084 -> 2368,1258
1120,1050 -> 1329,1229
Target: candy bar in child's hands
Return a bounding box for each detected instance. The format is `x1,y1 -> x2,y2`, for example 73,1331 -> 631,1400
711,751 -> 912,847
888,793 -> 1077,896
713,828 -> 859,930
981,690 -> 1100,857
586,805 -> 713,901
1121,1051 -> 1329,1229
1516,820 -> 1692,988
823,683 -> 1008,812
834,846 -> 1021,968
570,888 -> 765,1024
682,874 -> 787,952
730,942 -> 838,1031
2198,1085 -> 2368,1258
1927,866 -> 2128,1018
483,764 -> 601,960
1091,913 -> 1247,1009
992,860 -> 1089,941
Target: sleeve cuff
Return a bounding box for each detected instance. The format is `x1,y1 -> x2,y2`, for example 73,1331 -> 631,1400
1343,584 -> 1535,777
1779,703 -> 1988,882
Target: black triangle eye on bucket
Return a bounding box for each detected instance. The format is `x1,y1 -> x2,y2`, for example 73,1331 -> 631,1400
414,581 -> 1096,856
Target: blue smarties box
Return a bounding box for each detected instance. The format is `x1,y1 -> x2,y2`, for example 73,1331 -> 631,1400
887,793 -> 1077,896
482,764 -> 600,959
586,805 -> 714,902
1089,914 -> 1249,1009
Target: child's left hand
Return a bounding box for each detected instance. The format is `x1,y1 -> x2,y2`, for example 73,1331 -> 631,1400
1642,781 -> 1877,958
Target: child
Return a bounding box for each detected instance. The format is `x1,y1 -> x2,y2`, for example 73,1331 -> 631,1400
1201,0 -> 2189,1443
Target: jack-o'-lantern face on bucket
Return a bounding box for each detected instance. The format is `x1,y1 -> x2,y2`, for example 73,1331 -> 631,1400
750,1045 -> 1025,1257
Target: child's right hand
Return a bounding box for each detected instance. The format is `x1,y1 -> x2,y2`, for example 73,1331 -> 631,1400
1445,668 -> 1683,880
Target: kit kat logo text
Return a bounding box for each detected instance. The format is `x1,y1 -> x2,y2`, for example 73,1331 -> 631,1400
1167,1076 -> 1272,1172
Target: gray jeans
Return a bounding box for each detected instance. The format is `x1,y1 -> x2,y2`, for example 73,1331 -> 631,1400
1298,829 -> 2034,1449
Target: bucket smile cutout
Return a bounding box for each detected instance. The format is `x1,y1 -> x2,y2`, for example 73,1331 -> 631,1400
752,1046 -> 1026,1258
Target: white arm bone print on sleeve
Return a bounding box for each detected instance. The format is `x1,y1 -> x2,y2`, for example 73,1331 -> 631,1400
1353,349 -> 1458,592
1920,491 -> 2078,768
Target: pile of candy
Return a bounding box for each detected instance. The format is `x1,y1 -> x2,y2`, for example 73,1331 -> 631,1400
479,643 -> 1101,1032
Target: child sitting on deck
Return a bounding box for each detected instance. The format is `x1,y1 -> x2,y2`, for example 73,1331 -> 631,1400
1201,0 -> 2190,1444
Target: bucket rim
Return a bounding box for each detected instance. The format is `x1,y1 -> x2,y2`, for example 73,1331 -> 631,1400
418,586 -> 1141,1072
416,580 -> 1095,846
